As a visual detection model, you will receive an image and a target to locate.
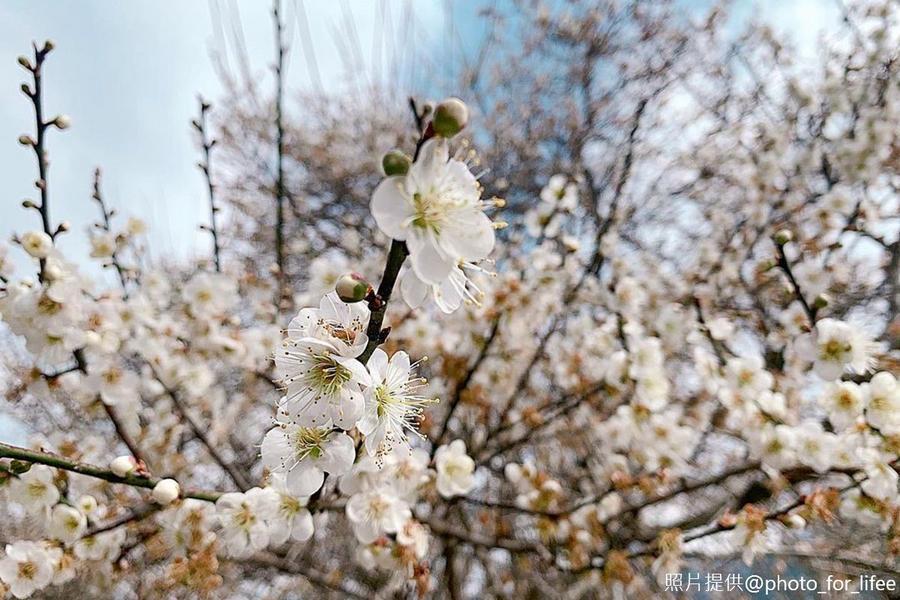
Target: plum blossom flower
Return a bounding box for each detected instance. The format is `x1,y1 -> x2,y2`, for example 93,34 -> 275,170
399,263 -> 487,314
370,138 -> 494,286
20,231 -> 53,259
821,381 -> 866,431
0,541 -> 54,599
48,505 -> 87,545
286,292 -> 369,358
863,372 -> 900,434
215,487 -> 280,558
275,336 -> 370,429
346,488 -> 411,543
182,272 -> 237,316
266,474 -> 314,545
7,465 -> 59,514
434,440 -> 476,498
358,348 -> 436,458
806,318 -> 875,380
261,419 -> 356,496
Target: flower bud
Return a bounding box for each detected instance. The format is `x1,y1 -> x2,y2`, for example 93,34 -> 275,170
77,494 -> 98,515
43,40 -> 55,52
773,229 -> 793,245
152,478 -> 180,504
813,293 -> 830,310
382,150 -> 411,176
335,272 -> 371,303
110,455 -> 137,478
17,56 -> 32,69
432,97 -> 469,137
53,115 -> 71,130
17,135 -> 34,146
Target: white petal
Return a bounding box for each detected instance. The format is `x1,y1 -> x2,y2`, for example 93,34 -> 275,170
371,177 -> 414,240
366,348 -> 389,384
407,231 -> 453,285
400,270 -> 430,309
319,432 -> 356,475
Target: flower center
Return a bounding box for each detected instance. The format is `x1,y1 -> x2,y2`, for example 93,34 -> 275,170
292,427 -> 329,461
821,339 -> 850,361
17,561 -> 37,580
411,192 -> 448,233
308,355 -> 351,396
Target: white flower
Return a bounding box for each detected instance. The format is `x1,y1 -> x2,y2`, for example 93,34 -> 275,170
859,450 -> 899,502
793,420 -> 836,474
434,440 -> 476,498
89,232 -> 117,258
182,272 -> 237,316
397,520 -> 429,560
48,505 -> 87,544
808,318 -> 875,380
540,174 -> 578,211
358,348 -> 435,458
863,372 -> 900,434
85,357 -> 140,406
346,488 -> 411,543
215,487 -> 279,558
275,336 -> 369,429
752,424 -> 796,471
266,474 -> 314,546
0,541 -> 54,599
261,420 -> 355,496
399,263 -> 486,314
20,231 -> 53,259
286,292 -> 369,358
371,138 -> 494,285
822,381 -> 866,431
8,465 -> 59,514
152,479 -> 181,504
73,528 -> 126,562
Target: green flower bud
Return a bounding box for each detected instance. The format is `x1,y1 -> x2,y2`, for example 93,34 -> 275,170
773,229 -> 793,245
382,150 -> 411,176
432,97 -> 469,137
813,294 -> 830,310
335,272 -> 371,303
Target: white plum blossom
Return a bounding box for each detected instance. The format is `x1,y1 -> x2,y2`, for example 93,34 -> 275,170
434,440 -> 476,498
0,541 -> 54,599
215,487 -> 279,558
863,372 -> 900,434
261,419 -> 356,496
266,474 -> 314,545
182,271 -> 238,316
275,310 -> 370,427
371,138 -> 495,286
20,231 -> 53,259
7,465 -> 59,514
358,348 -> 435,458
806,318 -> 875,380
822,381 -> 866,431
48,504 -> 87,544
346,487 -> 411,543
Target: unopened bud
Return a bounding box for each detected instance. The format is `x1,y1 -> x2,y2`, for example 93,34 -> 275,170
432,97 -> 469,137
53,115 -> 71,130
813,294 -> 830,310
335,272 -> 371,303
43,40 -> 55,52
110,455 -> 137,478
21,199 -> 37,209
781,513 -> 806,529
17,56 -> 31,69
152,478 -> 180,504
17,135 -> 34,146
773,229 -> 793,245
382,150 -> 411,176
